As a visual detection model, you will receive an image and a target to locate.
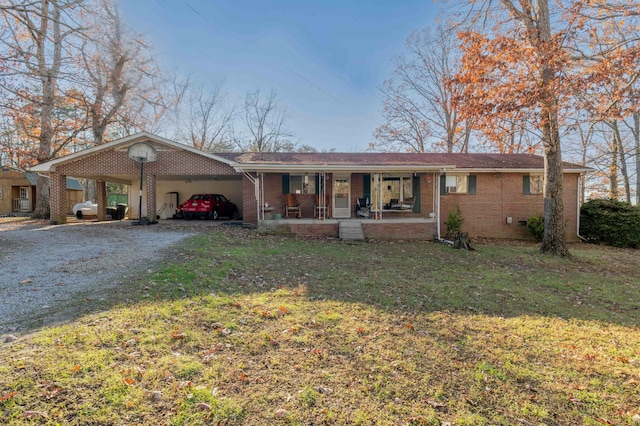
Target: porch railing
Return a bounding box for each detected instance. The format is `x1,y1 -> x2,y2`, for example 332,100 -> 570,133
12,198 -> 31,212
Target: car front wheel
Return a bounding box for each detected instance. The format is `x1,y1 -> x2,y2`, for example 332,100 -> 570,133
210,210 -> 219,220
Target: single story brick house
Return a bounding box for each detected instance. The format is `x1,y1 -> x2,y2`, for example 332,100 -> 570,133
30,132 -> 589,241
0,166 -> 84,215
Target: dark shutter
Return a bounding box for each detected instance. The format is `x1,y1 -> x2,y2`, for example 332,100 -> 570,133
523,175 -> 530,195
363,174 -> 371,200
440,174 -> 446,195
468,175 -> 476,195
412,175 -> 420,213
282,174 -> 290,194
315,174 -> 320,194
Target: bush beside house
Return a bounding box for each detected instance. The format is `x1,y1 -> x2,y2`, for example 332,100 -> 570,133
580,199 -> 640,248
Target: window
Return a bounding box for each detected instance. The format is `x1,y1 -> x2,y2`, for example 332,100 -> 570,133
19,187 -> 28,199
289,174 -> 316,194
523,175 -> 543,195
441,174 -> 476,195
445,175 -> 468,193
371,175 -> 413,206
530,175 -> 543,194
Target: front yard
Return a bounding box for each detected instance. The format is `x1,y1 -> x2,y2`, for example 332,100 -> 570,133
1,228 -> 639,425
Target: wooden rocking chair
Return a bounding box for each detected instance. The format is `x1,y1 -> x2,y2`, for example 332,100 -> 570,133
284,193 -> 301,218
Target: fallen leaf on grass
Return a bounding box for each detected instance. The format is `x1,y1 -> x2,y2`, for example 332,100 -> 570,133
275,408 -> 288,418
71,365 -> 81,373
43,385 -> 62,399
596,417 -> 612,425
0,391 -> 17,401
196,402 -> 211,411
122,377 -> 136,386
24,411 -> 48,419
171,331 -> 186,339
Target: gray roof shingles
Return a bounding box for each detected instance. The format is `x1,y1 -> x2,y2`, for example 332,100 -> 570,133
216,152 -> 585,170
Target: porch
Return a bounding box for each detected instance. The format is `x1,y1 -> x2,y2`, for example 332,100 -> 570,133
258,217 -> 437,240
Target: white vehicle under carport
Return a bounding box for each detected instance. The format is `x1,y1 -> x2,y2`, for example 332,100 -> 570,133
72,201 -> 98,219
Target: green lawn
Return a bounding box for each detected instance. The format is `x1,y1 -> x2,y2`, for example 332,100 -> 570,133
1,228 -> 639,425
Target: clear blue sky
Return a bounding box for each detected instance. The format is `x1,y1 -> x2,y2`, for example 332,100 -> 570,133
119,0 -> 443,151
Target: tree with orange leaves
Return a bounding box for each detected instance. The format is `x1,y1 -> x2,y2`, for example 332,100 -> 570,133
454,0 -> 640,256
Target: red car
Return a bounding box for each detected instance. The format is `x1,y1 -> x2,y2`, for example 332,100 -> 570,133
180,194 -> 240,220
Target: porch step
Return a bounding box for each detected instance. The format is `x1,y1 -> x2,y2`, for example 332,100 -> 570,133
339,221 -> 365,241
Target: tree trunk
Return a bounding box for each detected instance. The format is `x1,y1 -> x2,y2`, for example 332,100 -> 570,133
536,0 -> 569,256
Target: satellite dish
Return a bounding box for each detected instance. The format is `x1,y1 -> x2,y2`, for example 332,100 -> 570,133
127,142 -> 157,163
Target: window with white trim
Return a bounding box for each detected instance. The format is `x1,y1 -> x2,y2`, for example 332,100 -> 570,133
20,187 -> 28,199
289,174 -> 316,194
445,175 -> 468,194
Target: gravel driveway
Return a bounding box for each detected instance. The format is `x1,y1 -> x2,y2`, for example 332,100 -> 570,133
0,219 -> 215,335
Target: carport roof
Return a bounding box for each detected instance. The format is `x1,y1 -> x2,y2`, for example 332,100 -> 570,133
29,132 -> 238,173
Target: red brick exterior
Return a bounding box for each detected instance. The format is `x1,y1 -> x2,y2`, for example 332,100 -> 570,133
439,172 -> 580,242
246,171 -> 582,242
51,149 -> 237,222
50,172 -> 67,224
97,180 -> 107,221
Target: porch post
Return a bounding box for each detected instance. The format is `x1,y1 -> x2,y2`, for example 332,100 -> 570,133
96,180 -> 107,221
146,174 -> 157,221
49,172 -> 67,224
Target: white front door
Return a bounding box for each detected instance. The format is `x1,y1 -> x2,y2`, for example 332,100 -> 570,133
332,175 -> 351,218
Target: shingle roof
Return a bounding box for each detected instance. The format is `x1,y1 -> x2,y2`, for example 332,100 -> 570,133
217,152 -> 586,171
23,171 -> 84,190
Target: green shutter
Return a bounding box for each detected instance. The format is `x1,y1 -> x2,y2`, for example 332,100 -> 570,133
363,174 -> 371,200
468,175 -> 476,195
440,174 -> 446,195
523,175 -> 530,195
412,175 -> 420,213
282,174 -> 290,194
315,174 -> 320,194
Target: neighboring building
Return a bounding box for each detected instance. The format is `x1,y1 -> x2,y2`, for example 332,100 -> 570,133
0,166 -> 84,216
30,132 -> 590,241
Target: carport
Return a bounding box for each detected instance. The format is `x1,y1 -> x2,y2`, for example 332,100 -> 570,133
30,132 -> 243,224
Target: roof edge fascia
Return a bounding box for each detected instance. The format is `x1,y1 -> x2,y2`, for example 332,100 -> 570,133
233,164 -> 457,173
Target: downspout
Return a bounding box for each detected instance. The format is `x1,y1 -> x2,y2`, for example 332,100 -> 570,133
576,173 -> 587,242
436,170 -> 443,240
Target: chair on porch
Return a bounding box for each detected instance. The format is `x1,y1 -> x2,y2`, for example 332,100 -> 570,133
284,193 -> 301,218
355,197 -> 371,218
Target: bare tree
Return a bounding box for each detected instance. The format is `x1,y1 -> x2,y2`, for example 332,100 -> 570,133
0,0 -> 86,218
373,24 -> 471,153
233,89 -> 294,152
177,85 -> 235,152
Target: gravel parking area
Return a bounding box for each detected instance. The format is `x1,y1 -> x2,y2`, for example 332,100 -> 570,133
0,219 -> 222,335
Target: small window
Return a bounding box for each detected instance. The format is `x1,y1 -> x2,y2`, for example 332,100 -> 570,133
19,187 -> 28,199
290,174 -> 316,194
445,175 -> 468,193
517,220 -> 527,227
530,175 -> 543,194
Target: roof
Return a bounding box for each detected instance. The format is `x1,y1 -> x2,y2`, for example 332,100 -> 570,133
24,171 -> 84,190
28,132 -> 591,175
220,152 -> 589,173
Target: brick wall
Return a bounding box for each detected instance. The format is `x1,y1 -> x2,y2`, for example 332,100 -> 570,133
250,171 -> 582,242
439,172 -> 580,242
57,150 -> 237,176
